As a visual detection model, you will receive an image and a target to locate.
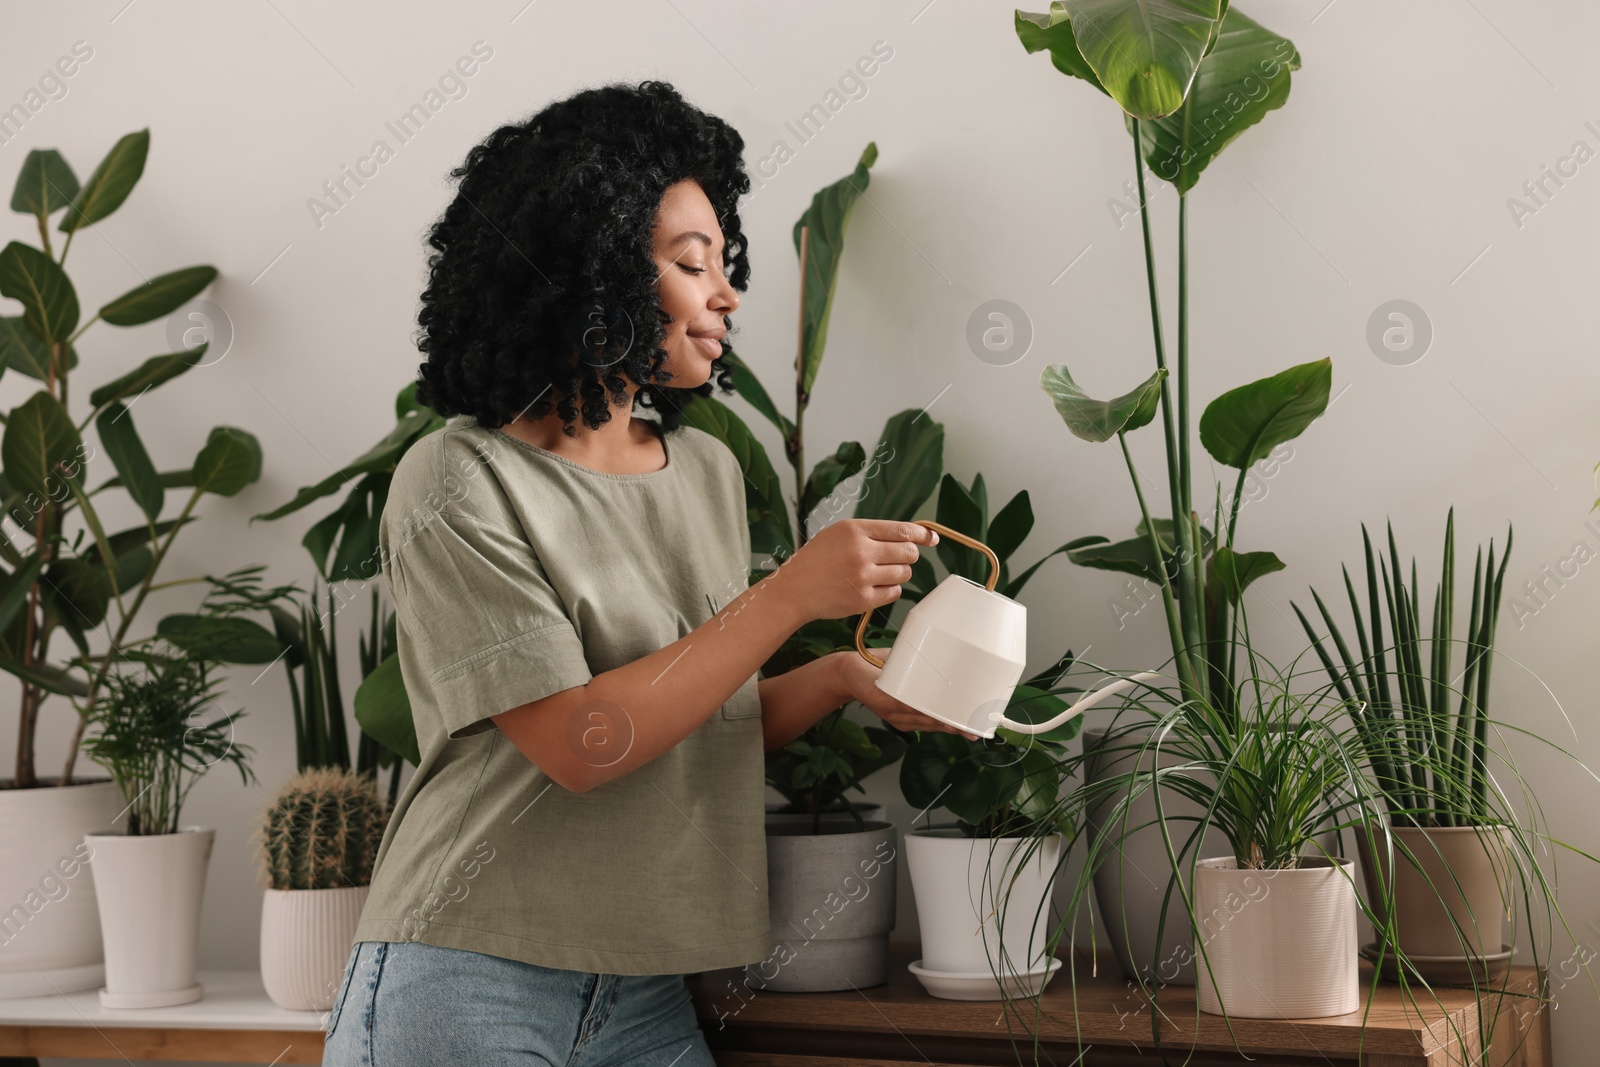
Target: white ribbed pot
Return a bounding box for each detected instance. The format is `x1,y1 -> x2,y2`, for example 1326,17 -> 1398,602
84,826 -> 214,1008
1194,856 -> 1358,1019
906,828 -> 1062,979
0,778 -> 125,998
260,885 -> 371,1010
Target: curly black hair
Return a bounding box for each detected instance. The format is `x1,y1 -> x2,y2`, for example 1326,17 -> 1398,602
413,80 -> 750,435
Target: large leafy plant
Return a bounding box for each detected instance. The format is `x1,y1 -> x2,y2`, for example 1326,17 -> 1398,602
0,130 -> 266,789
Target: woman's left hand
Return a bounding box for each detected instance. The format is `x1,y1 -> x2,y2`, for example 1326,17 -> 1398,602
830,651 -> 980,740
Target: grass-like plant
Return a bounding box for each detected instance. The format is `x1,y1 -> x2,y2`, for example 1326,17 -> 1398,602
80,646 -> 254,836
1294,510 -> 1512,826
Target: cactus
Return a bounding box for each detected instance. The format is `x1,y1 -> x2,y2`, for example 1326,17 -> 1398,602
256,766 -> 389,891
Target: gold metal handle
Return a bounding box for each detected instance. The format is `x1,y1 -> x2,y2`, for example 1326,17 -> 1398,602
853,520 -> 1001,668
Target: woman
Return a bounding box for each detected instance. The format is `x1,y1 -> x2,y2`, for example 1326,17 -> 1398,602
321,81 -> 975,1067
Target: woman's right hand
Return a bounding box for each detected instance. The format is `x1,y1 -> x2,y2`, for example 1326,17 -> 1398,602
774,519 -> 940,623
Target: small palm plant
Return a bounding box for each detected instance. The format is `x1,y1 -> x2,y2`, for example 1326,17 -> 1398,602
80,646 -> 254,835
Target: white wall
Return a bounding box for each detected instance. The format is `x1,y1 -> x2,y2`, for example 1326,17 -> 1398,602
3,1 -> 1596,1063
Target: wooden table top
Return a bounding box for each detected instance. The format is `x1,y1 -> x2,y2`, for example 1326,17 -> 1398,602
687,941 -> 1548,1064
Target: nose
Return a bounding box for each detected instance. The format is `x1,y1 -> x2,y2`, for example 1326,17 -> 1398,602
712,270 -> 739,315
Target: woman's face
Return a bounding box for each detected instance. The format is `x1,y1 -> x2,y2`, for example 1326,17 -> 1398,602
651,179 -> 740,388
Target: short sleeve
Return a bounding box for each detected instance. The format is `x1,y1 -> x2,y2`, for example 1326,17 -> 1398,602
387,509 -> 593,741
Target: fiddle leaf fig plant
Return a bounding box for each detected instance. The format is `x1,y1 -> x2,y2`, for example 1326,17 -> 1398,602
0,129 -> 269,789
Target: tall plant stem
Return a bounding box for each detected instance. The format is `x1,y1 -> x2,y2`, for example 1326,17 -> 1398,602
1120,434 -> 1200,702
790,225 -> 810,552
1131,122 -> 1204,699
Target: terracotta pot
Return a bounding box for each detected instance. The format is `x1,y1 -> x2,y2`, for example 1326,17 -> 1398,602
1357,824 -> 1510,959
0,778 -> 125,998
260,885 -> 371,1010
1194,856 -> 1358,1019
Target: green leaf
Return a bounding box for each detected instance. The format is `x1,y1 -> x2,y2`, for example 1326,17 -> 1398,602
1015,7 -> 1110,92
1018,0 -> 1224,121
88,345 -> 209,407
156,613 -> 283,663
99,266 -> 218,327
899,732 -> 963,810
1040,364 -> 1165,442
0,651 -> 87,696
355,654 -> 419,766
987,490 -> 1034,568
1209,547 -> 1285,605
1127,7 -> 1300,192
3,390 -> 84,500
96,403 -> 163,521
794,142 -> 877,398
0,553 -> 44,632
252,407 -> 440,522
719,347 -> 795,440
0,316 -> 77,379
678,395 -> 794,557
59,129 -> 149,234
1003,683 -> 1083,743
935,473 -> 988,584
191,426 -> 263,497
10,150 -> 80,216
42,556 -> 111,629
1199,357 -> 1331,469
800,441 -> 866,528
0,241 -> 79,346
1067,534 -> 1163,582
854,408 -> 944,524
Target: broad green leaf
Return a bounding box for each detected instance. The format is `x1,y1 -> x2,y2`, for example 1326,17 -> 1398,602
42,556 -> 111,629
794,142 -> 877,398
1067,534 -> 1163,582
0,651 -> 87,696
678,395 -> 794,556
0,316 -> 77,379
899,732 -> 964,810
1015,7 -> 1109,92
88,344 -> 209,407
1209,547 -> 1285,605
96,403 -> 163,521
720,348 -> 795,440
1128,7 -> 1300,192
252,407 -> 439,522
1020,0 -> 1224,120
854,408 -> 944,525
3,391 -> 83,500
1041,364 -> 1165,442
935,473 -> 989,584
157,613 -> 282,663
322,473 -> 389,583
10,150 -> 79,216
355,654 -> 419,766
0,553 -> 44,632
1000,537 -> 1084,600
99,266 -> 217,327
104,517 -> 192,557
0,241 -> 79,345
1002,683 -> 1083,743
94,470 -> 195,495
59,129 -> 149,234
192,426 -> 263,497
944,756 -> 1021,826
987,490 -> 1035,568
799,440 -> 865,528
1137,516 -> 1215,557
1199,357 -> 1331,469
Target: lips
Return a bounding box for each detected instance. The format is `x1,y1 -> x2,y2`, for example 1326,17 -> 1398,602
688,333 -> 723,359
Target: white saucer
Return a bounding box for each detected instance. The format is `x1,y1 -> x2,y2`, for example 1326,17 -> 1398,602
907,957 -> 1062,1001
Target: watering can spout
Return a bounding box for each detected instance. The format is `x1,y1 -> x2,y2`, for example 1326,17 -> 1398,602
989,672 -> 1168,735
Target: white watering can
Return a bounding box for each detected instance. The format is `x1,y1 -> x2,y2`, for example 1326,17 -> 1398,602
853,520 -> 1168,739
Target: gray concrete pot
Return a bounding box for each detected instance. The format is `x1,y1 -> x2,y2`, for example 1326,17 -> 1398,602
743,820 -> 897,992
764,801 -> 884,828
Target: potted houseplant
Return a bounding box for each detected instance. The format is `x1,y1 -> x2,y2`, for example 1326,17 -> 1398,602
1014,0 -> 1312,988
0,129 -> 266,997
80,646 -> 254,1008
253,765 -> 387,1011
1296,511 -> 1525,979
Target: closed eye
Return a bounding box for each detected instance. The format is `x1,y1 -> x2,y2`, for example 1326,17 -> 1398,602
679,264 -> 707,275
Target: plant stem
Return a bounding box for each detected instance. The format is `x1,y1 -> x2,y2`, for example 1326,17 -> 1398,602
1120,434 -> 1200,701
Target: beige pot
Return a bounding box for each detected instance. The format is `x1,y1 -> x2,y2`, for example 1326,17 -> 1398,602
1194,856 -> 1358,1019
1357,824 -> 1510,959
0,778 -> 125,998
260,885 -> 371,1010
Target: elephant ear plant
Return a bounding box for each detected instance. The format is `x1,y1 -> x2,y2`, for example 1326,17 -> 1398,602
0,130 -> 267,789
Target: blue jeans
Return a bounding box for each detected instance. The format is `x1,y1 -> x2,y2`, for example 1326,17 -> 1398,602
321,940 -> 715,1066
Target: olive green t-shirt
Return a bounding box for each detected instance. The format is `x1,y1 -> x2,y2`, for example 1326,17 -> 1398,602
351,412 -> 771,975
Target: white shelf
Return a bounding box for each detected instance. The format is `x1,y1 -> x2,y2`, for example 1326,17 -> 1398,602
0,971 -> 327,1032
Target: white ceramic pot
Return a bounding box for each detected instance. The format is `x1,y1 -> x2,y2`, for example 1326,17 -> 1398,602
84,826 -> 214,1008
260,885 -> 370,1010
905,828 -> 1061,981
0,778 -> 125,998
1194,856 -> 1358,1019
